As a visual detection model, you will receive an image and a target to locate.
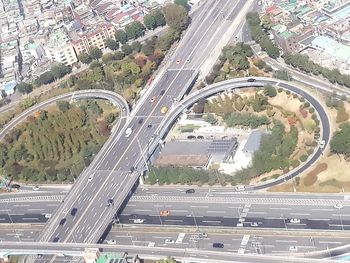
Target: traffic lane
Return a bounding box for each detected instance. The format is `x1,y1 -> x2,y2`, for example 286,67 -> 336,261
0,201 -> 59,214
116,214 -> 350,231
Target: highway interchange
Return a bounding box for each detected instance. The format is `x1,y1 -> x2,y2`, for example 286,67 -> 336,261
0,0 -> 348,262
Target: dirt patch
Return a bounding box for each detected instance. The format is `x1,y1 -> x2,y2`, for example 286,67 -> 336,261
302,163 -> 328,187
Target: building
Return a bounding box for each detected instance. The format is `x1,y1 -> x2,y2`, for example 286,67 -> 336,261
44,29 -> 78,66
95,253 -> 140,263
242,130 -> 264,159
70,22 -> 115,55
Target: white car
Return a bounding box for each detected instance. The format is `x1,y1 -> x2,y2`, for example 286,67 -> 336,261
44,214 -> 52,219
107,239 -> 117,244
33,186 -> 40,191
133,219 -> 145,224
165,239 -> 175,244
320,140 -> 325,149
289,246 -> 298,252
125,128 -> 133,138
290,218 -> 301,224
334,203 -> 344,209
235,185 -> 246,191
88,175 -> 93,182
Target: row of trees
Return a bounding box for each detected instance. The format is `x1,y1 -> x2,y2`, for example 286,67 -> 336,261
0,101 -> 113,182
246,12 -> 280,59
224,112 -> 270,129
283,53 -> 350,88
331,122 -> 350,158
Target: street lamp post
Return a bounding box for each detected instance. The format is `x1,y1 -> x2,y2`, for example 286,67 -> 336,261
281,214 -> 288,231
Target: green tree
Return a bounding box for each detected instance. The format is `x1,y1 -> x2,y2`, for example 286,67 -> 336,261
21,97 -> 37,109
156,257 -> 177,263
56,101 -> 70,112
16,82 -> 33,94
125,21 -> 145,40
331,122 -> 350,158
131,41 -> 142,53
144,9 -> 166,30
163,3 -> 189,30
175,0 -> 188,8
121,44 -> 133,55
105,38 -> 119,51
115,30 -> 128,44
273,70 -> 291,81
264,85 -> 277,97
203,113 -> 217,125
89,47 -> 103,60
51,63 -> 72,80
78,53 -> 93,64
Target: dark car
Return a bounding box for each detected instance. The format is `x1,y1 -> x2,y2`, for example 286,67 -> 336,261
187,135 -> 196,139
130,166 -> 135,173
247,78 -> 256,82
59,218 -> 66,226
185,189 -> 195,194
197,135 -> 204,139
10,184 -> 20,189
53,237 -> 60,243
147,123 -> 152,128
70,208 -> 78,216
213,242 -> 224,248
138,118 -> 144,124
160,89 -> 165,95
107,198 -> 114,207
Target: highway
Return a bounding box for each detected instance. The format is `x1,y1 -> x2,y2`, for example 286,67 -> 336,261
30,0 -> 255,250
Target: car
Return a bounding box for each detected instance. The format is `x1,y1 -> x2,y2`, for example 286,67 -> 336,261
107,239 -> 117,244
235,185 -> 246,191
32,186 -> 40,191
165,239 -> 175,244
213,242 -> 224,248
44,213 -> 52,219
133,219 -> 145,224
334,203 -> 344,209
186,59 -> 190,63
236,222 -> 243,227
147,123 -> 152,128
53,237 -> 60,243
150,96 -> 157,103
161,106 -> 168,114
197,135 -> 204,139
160,210 -> 170,216
70,208 -> 78,216
122,106 -> 126,112
160,89 -> 165,96
187,135 -> 196,139
250,222 -> 259,227
125,127 -> 132,137
289,246 -> 298,252
198,232 -> 207,238
185,189 -> 195,194
320,140 -> 326,149
138,118 -> 144,124
88,175 -> 93,182
59,218 -> 66,226
107,198 -> 114,207
10,184 -> 20,189
290,218 -> 300,224
247,78 -> 256,82
176,59 -> 181,64
129,166 -> 135,173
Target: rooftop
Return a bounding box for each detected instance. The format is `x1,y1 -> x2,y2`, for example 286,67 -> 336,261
96,253 -> 127,263
242,130 -> 264,153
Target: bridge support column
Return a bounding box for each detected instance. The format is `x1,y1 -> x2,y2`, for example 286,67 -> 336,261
82,248 -> 101,263
0,256 -> 9,262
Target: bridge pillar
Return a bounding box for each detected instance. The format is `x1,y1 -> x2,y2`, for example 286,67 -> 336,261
0,255 -> 9,262
82,248 -> 101,263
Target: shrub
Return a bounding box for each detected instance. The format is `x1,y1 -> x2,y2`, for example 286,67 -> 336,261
309,107 -> 315,114
277,88 -> 283,93
300,154 -> 308,162
303,102 -> 310,108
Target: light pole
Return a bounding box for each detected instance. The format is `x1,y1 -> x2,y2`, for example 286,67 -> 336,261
281,214 -> 288,231
339,211 -> 344,231
137,137 -> 149,172
155,206 -> 163,226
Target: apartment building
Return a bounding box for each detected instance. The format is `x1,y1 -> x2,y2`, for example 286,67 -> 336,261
70,22 -> 115,55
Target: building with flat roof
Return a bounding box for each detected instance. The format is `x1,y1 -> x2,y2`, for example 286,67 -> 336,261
242,130 -> 264,156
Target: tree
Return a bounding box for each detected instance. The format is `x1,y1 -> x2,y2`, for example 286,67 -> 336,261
144,12 -> 157,30
51,63 -> 72,80
121,44 -> 133,55
156,257 -> 177,263
273,70 -> 291,81
115,29 -> 128,44
131,41 -> 142,53
204,113 -> 217,125
57,101 -> 70,112
163,3 -> 189,30
105,38 -> 119,51
78,53 -> 93,64
175,0 -> 188,8
125,21 -> 145,40
331,122 -> 350,158
35,71 -> 55,85
89,47 -> 103,60
15,82 -> 33,94
264,85 -> 277,97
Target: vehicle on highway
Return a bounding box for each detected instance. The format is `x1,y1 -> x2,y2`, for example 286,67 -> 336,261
160,89 -> 165,96
133,219 -> 145,224
160,210 -> 170,216
10,184 -> 20,189
107,239 -> 117,244
165,239 -> 175,244
59,218 -> 66,226
45,213 -> 52,219
161,106 -> 168,114
247,78 -> 256,82
250,222 -> 259,227
107,198 -> 114,207
32,185 -> 40,191
213,242 -> 224,248
197,135 -> 204,139
129,166 -> 135,173
88,175 -> 93,182
289,246 -> 298,252
198,232 -> 208,238
176,59 -> 181,64
320,140 -> 325,149
53,237 -> 60,242
122,106 -> 126,112
125,128 -> 133,137
235,185 -> 246,191
185,189 -> 195,194
290,218 -> 300,224
187,135 -> 196,139
150,96 -> 157,103
70,208 -> 78,216
138,118 -> 144,124
147,123 -> 152,128
334,203 -> 344,209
